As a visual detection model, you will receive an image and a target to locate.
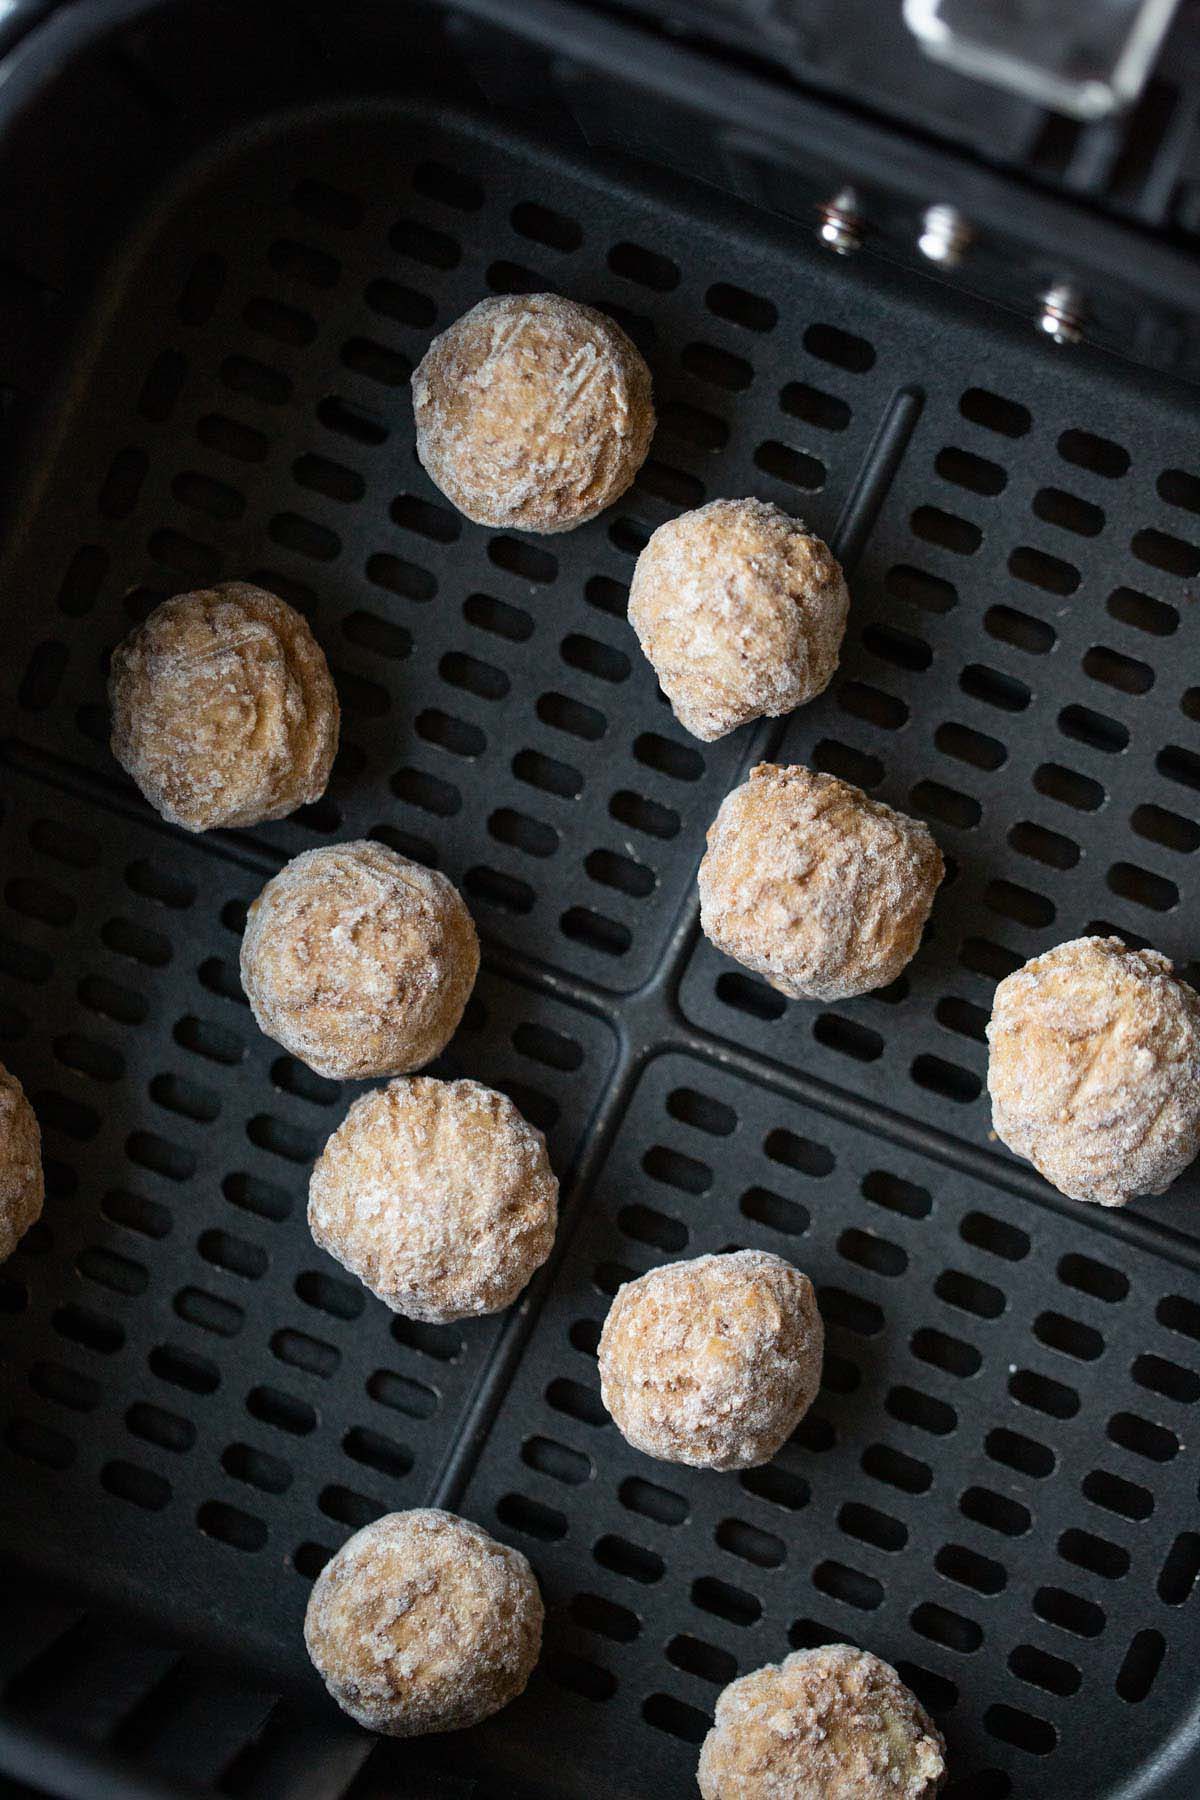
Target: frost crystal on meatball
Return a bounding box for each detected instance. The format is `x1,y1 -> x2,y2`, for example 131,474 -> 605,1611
304,1510 -> 542,1737
109,582 -> 339,832
698,1644 -> 947,1799
240,841 -> 478,1080
699,763 -> 943,1001
628,498 -> 849,741
597,1249 -> 823,1470
412,293 -> 654,532
988,934 -> 1200,1205
309,1077 -> 558,1322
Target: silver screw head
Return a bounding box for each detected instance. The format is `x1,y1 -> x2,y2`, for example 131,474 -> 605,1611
1038,284 -> 1086,345
918,204 -> 973,268
817,188 -> 864,255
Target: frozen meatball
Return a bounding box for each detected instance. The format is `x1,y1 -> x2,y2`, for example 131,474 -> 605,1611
628,499 -> 849,741
305,1510 -> 542,1736
109,582 -> 339,832
699,763 -> 943,1001
0,1063 -> 42,1264
698,1644 -> 947,1799
309,1076 -> 558,1322
598,1249 -> 823,1470
987,934 -> 1200,1205
412,293 -> 654,532
240,842 -> 479,1080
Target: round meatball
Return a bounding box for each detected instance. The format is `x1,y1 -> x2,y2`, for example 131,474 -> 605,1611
309,1077 -> 558,1322
240,842 -> 479,1080
628,499 -> 849,741
412,293 -> 654,532
0,1063 -> 42,1264
598,1249 -> 823,1470
698,1644 -> 947,1799
109,582 -> 339,832
987,935 -> 1200,1205
304,1510 -> 542,1736
699,763 -> 943,1001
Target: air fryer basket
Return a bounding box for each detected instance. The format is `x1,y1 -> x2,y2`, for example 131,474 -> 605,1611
1,5 -> 1199,1799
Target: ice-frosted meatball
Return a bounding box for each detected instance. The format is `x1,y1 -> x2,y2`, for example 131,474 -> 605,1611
304,1510 -> 542,1736
987,934 -> 1200,1205
627,499 -> 848,741
598,1249 -> 823,1470
109,582 -> 339,832
412,293 -> 654,532
309,1076 -> 558,1322
0,1063 -> 42,1264
240,842 -> 478,1080
698,1644 -> 947,1799
699,763 -> 943,1001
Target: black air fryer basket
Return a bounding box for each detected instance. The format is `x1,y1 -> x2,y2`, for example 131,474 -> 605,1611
1,3 -> 1199,1797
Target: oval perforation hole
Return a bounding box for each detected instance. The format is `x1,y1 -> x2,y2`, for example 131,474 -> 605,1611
937,1542 -> 1006,1595
569,1594 -> 639,1647
1107,861 -> 1178,912
1132,526 -> 1200,577
1132,1350 -> 1200,1403
1107,583 -> 1177,636
862,1441 -> 932,1494
936,445 -> 1006,495
1033,486 -> 1104,536
911,1055 -> 981,1104
911,1327 -> 980,1379
886,1385 -> 956,1435
681,341 -> 752,390
754,440 -> 825,492
716,1517 -> 785,1568
912,506 -> 981,555
886,563 -> 957,613
1116,1629 -> 1166,1704
595,1533 -> 664,1585
961,1485 -> 1030,1537
248,1386 -> 316,1436
6,1417 -> 74,1470
838,1500 -> 907,1552
1059,704 -> 1128,754
608,240 -> 679,290
691,1574 -> 759,1623
125,1401 -> 193,1454
813,1559 -> 882,1610
862,1170 -> 930,1219
740,1185 -> 808,1237
1009,1643 -> 1080,1698
1034,1585 -> 1104,1637
762,1128 -> 834,1179
984,1703 -> 1056,1755
1158,1531 -> 1200,1604
961,389 -> 1030,436
1107,1410 -> 1178,1463
780,381 -> 849,431
707,282 -> 776,332
1083,645 -> 1153,695
984,604 -> 1055,655
1010,546 -> 1079,595
910,1601 -> 982,1654
935,997 -> 988,1043
986,1426 -> 1054,1478
102,1460 -> 170,1511
813,739 -> 884,788
838,1227 -> 906,1278
222,1442 -> 291,1495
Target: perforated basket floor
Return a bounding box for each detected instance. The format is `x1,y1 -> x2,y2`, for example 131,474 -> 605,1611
1,100 -> 1200,1800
